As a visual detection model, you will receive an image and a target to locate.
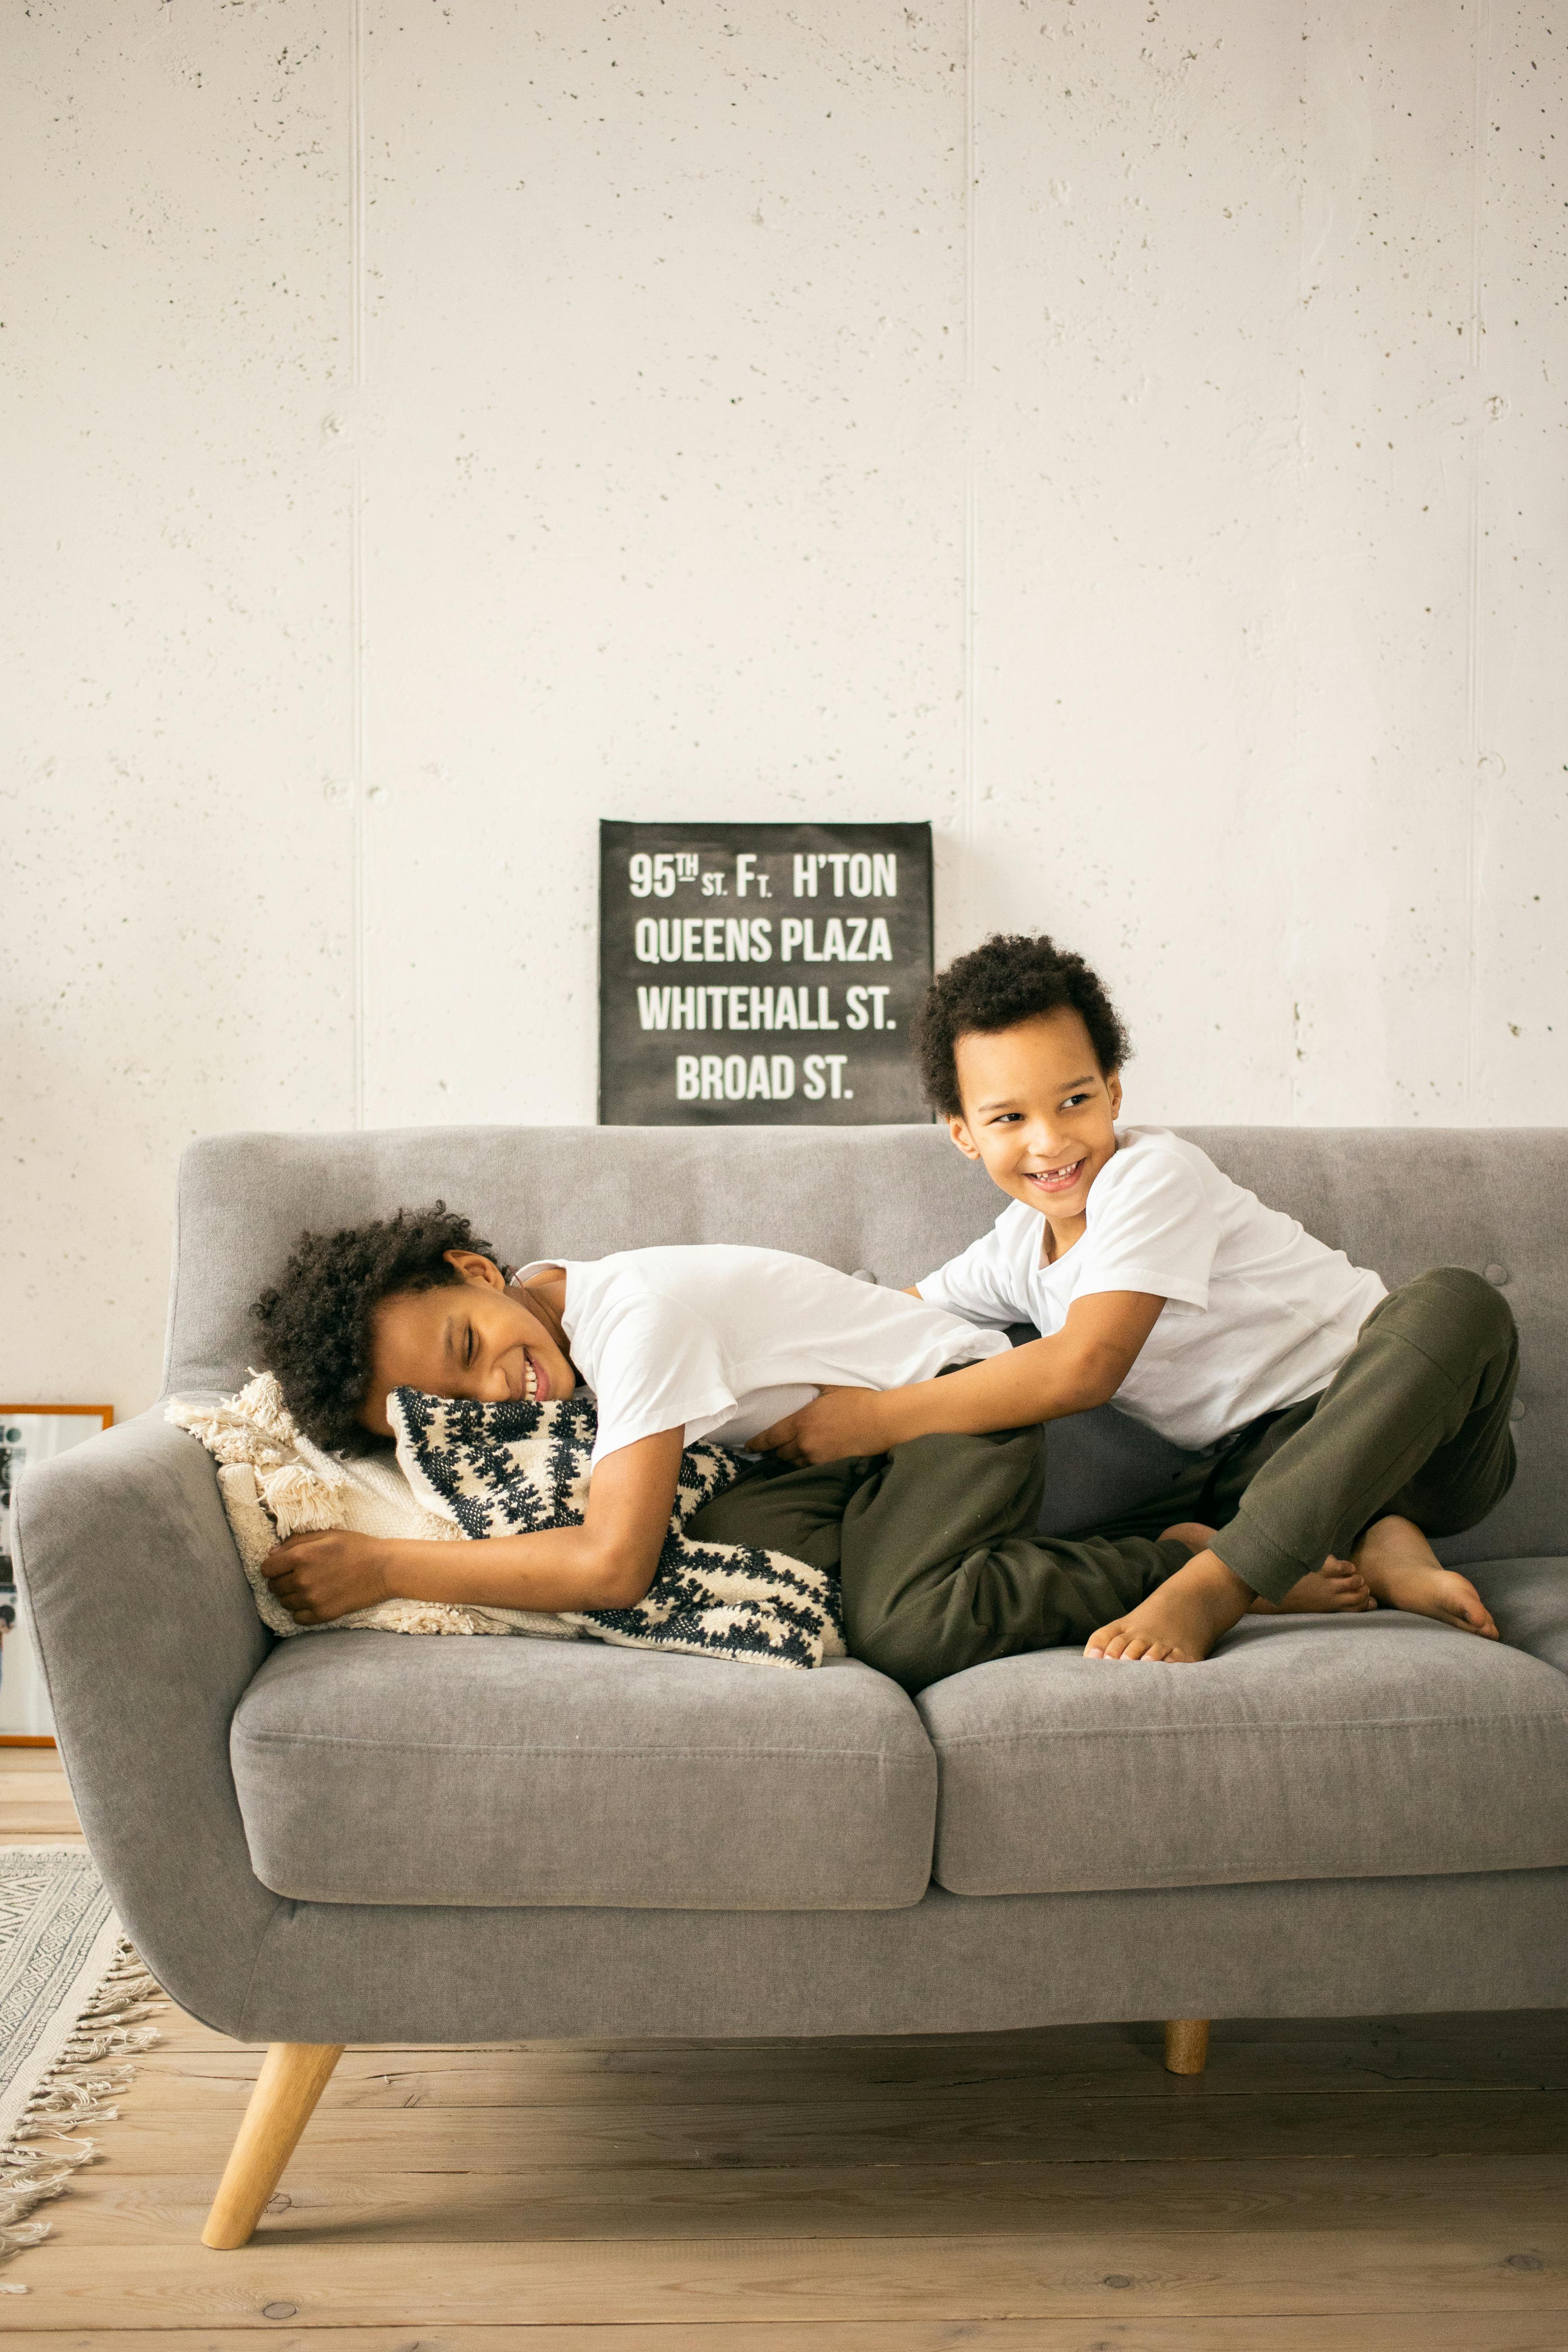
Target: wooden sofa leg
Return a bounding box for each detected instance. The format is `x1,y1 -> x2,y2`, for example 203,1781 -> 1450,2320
201,2041 -> 344,2249
1163,2018 -> 1211,2076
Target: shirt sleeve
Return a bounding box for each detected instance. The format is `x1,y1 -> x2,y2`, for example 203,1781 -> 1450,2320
582,1286 -> 736,1466
1073,1144 -> 1220,1309
914,1212 -> 1033,1327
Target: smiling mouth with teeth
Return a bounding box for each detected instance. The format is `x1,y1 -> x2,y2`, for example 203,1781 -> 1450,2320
1027,1159 -> 1087,1189
523,1353 -> 540,1401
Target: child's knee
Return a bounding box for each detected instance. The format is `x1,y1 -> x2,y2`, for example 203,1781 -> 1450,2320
841,1609 -> 930,1694
1389,1266 -> 1516,1364
840,1577 -> 959,1693
1427,1266 -> 1515,1348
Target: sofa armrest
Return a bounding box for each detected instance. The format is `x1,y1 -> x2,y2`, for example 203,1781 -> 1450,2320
11,1407 -> 282,2030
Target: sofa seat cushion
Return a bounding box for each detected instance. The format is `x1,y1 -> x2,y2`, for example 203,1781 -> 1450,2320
231,1634 -> 936,1910
1469,1555 -> 1568,1676
919,1577 -> 1568,1897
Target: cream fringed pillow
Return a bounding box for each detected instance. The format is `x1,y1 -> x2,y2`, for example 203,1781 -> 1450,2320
169,1372 -> 845,1669
166,1373 -> 574,1640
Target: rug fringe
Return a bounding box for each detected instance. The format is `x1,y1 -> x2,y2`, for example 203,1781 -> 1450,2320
0,1936 -> 166,2259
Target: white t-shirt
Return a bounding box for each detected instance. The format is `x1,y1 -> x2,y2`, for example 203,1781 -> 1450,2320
915,1127 -> 1387,1452
514,1244 -> 1012,1465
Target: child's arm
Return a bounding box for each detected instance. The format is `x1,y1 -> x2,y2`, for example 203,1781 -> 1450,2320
262,1427 -> 686,1625
751,1292 -> 1165,1466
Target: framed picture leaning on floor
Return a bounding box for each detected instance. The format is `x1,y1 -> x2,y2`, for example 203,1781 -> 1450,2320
0,1404 -> 113,1741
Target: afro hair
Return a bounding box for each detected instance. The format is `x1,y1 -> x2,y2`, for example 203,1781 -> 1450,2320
914,932 -> 1131,1119
250,1202 -> 502,1455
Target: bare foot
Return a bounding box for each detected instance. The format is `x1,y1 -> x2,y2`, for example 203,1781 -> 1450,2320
1271,1558 -> 1377,1615
1156,1524 -> 1374,1617
1160,1521 -> 1218,1550
1086,1550 -> 1254,1662
1352,1514 -> 1499,1640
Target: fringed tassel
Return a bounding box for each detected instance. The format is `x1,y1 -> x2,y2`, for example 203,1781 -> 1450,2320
59,2025 -> 161,2065
0,1937 -> 166,2260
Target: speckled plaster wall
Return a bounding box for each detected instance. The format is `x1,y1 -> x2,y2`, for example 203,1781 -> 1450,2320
4,1 -> 1564,1412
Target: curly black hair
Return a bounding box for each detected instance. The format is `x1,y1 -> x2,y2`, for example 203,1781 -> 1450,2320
914,932 -> 1132,1118
250,1203 -> 502,1456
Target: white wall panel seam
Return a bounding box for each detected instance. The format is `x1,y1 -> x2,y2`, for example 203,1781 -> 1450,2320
351,0 -> 369,1130
1463,0 -> 1491,1111
963,0 -> 980,876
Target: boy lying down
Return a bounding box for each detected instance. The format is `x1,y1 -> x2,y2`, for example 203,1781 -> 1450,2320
253,1208 -> 1375,1693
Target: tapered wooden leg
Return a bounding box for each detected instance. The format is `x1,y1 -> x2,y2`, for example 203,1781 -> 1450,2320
1163,2017 -> 1211,2076
201,2041 -> 343,2248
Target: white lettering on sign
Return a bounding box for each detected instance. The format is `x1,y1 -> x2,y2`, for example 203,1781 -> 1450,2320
629,850 -> 701,898
639,985 -> 843,1033
844,985 -> 893,1030
777,917 -> 893,964
801,1054 -> 852,1102
790,853 -> 897,900
675,1053 -> 799,1101
634,917 -> 775,965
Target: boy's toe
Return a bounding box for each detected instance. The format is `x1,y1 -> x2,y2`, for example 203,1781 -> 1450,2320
1449,1577 -> 1499,1637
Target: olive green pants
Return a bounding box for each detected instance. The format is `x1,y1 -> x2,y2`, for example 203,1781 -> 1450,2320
1085,1267 -> 1519,1604
691,1266 -> 1518,1692
688,1427 -> 1193,1695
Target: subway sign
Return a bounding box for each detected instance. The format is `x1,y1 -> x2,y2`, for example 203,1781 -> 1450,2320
598,820 -> 933,1125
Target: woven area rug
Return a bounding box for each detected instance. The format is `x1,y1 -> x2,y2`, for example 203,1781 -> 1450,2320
0,1846 -> 164,2258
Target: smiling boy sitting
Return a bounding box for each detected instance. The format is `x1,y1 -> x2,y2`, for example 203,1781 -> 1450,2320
751,932 -> 1518,1664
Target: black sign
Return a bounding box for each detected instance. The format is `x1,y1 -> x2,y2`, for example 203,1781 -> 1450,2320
599,820 -> 933,1126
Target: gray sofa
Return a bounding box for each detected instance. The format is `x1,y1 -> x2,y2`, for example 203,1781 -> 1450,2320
15,1121 -> 1568,2247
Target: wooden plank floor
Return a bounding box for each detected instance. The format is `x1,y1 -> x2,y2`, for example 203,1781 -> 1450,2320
0,1748 -> 86,1845
4,1763 -> 1567,2345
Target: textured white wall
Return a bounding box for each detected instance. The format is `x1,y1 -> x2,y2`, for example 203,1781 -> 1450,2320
4,1 -> 1564,1415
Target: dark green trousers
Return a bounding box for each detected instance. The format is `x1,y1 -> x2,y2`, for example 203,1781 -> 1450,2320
688,1428 -> 1193,1695
1085,1267 -> 1519,1603
692,1266 -> 1518,1691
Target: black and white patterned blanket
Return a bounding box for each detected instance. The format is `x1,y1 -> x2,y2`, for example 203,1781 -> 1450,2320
389,1388 -> 843,1671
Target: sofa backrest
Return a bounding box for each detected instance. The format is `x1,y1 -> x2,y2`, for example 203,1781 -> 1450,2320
166,1122 -> 1568,1561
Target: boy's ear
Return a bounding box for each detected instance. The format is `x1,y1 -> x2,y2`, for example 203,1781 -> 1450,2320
946,1114 -> 982,1163
444,1249 -> 506,1288
1107,1069 -> 1123,1117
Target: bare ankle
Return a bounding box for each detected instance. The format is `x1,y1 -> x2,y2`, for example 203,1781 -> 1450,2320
1084,1549 -> 1255,1664
1352,1515 -> 1442,1601
1160,1520 -> 1218,1551
1185,1548 -> 1257,1602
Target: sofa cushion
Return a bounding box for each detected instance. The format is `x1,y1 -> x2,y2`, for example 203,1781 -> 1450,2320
231,1634 -> 936,1910
919,1579 -> 1568,1896
1470,1555 -> 1568,1676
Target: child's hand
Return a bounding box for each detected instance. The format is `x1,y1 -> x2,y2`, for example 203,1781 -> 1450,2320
750,1387 -> 889,1466
263,1529 -> 391,1625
